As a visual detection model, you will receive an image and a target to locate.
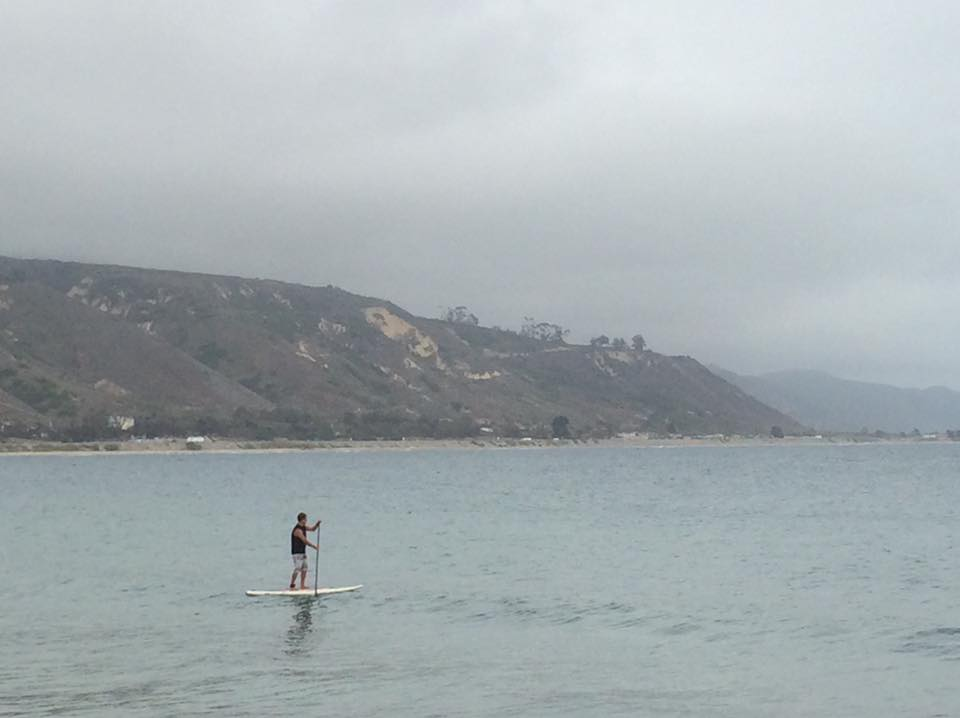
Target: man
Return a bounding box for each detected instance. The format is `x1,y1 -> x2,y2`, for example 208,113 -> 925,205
290,512 -> 321,590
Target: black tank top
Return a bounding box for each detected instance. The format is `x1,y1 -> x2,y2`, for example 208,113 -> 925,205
291,524 -> 307,554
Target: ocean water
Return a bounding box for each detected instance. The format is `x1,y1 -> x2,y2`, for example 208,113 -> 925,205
2,444 -> 960,717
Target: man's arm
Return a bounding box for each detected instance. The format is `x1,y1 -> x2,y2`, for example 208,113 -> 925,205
310,520 -> 322,531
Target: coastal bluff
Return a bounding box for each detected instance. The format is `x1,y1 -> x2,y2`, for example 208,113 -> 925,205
0,256 -> 800,440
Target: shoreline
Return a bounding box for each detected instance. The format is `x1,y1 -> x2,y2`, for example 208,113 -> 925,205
0,434 -> 955,456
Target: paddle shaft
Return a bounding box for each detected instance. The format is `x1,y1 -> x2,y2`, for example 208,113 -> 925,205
314,525 -> 320,596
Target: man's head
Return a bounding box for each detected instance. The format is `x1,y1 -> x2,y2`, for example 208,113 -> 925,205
297,512 -> 307,524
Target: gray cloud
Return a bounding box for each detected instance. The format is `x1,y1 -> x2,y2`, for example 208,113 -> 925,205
2,1 -> 959,387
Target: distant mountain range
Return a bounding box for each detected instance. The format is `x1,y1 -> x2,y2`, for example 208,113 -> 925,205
714,368 -> 960,434
0,256 -> 799,440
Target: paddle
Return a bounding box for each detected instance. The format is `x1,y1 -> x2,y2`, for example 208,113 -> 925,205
313,523 -> 320,597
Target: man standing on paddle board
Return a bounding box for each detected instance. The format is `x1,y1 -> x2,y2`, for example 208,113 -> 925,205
290,512 -> 321,590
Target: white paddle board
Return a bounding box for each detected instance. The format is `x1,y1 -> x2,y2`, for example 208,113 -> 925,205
245,585 -> 362,597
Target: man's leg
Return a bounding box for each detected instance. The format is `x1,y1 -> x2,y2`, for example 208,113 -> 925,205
299,568 -> 307,589
289,570 -> 298,589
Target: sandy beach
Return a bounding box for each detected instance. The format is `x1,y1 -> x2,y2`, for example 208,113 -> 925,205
0,433 -> 947,456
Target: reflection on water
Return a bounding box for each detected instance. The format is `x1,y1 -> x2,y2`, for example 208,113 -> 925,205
285,600 -> 318,656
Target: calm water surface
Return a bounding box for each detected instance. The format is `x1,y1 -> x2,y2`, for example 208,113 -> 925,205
2,444 -> 960,717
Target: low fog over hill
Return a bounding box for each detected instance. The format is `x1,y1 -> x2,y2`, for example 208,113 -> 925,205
715,368 -> 960,434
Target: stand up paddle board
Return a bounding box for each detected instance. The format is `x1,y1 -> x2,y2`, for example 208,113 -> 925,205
245,585 -> 362,597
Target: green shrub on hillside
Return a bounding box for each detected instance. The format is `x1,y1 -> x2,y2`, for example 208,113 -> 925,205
0,370 -> 76,415
195,342 -> 228,369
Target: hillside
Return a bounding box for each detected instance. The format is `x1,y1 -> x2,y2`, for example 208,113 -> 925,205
714,368 -> 960,434
0,257 -> 801,440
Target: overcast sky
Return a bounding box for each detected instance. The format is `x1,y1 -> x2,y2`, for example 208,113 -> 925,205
2,1 -> 959,388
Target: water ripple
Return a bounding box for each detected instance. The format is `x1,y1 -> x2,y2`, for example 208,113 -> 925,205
896,627 -> 960,659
